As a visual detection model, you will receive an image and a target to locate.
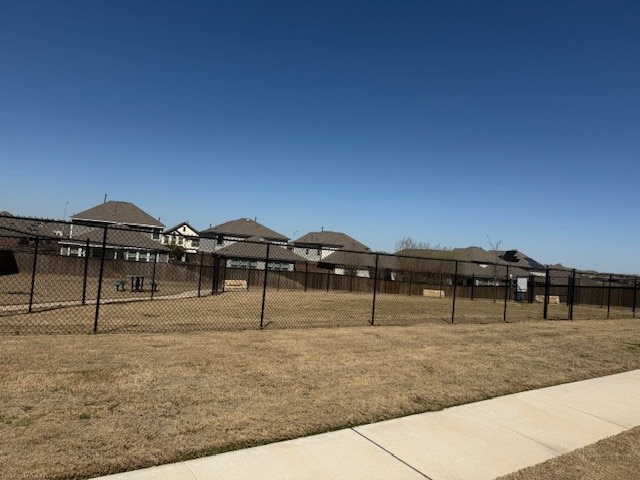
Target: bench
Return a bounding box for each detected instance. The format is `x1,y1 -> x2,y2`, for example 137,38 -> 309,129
423,289 -> 445,298
115,279 -> 126,292
535,295 -> 560,304
224,279 -> 248,291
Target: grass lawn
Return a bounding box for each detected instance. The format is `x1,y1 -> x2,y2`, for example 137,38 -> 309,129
1,288 -> 633,334
501,426 -> 640,479
1,319 -> 639,479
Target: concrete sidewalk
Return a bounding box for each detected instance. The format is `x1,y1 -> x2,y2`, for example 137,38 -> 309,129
94,370 -> 640,480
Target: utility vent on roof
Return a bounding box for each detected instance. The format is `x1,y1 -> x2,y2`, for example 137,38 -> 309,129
501,250 -> 519,263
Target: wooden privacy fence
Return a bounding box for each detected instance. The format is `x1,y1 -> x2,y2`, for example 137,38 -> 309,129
0,220 -> 638,334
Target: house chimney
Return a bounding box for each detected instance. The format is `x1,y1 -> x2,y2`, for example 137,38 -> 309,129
103,194 -> 107,204
321,226 -> 324,232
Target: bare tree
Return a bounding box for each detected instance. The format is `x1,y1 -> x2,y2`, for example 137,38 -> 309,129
486,235 -> 503,302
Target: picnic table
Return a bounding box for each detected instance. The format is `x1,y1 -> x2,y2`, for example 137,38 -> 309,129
126,275 -> 145,292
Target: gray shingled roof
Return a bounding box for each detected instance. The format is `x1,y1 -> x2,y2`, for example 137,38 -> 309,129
63,226 -> 169,251
320,250 -> 397,270
293,231 -> 370,251
72,201 -> 164,228
200,218 -> 288,241
216,241 -> 305,262
0,215 -> 69,238
396,246 -> 545,272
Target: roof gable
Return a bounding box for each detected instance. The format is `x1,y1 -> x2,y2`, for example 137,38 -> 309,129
216,241 -> 305,262
320,250 -> 396,269
200,218 -> 288,241
164,222 -> 199,237
72,201 -> 164,228
293,231 -> 370,251
64,226 -> 169,251
396,246 -> 545,272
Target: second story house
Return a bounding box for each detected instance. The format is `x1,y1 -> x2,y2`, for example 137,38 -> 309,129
291,230 -> 371,263
162,222 -> 200,261
199,218 -> 289,253
59,225 -> 170,263
214,236 -> 306,272
71,201 -> 165,242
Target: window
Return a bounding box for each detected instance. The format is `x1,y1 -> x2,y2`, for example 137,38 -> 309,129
177,237 -> 184,245
229,259 -> 258,269
216,234 -> 224,245
191,239 -> 199,248
152,232 -> 160,240
267,261 -> 292,271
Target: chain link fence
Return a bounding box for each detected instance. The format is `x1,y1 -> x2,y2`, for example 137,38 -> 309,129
1,215 -> 637,334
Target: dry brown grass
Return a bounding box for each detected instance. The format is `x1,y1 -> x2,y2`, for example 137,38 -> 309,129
1,289 -> 633,334
500,426 -> 640,479
1,319 -> 639,479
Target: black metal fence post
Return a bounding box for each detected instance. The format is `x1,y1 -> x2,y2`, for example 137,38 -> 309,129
349,270 -> 353,292
28,236 -> 40,313
607,274 -> 612,319
222,259 -> 228,292
246,268 -> 251,291
93,225 -> 109,333
470,273 -> 475,301
81,238 -> 90,305
451,261 -> 458,323
408,270 -> 413,296
260,243 -> 270,329
211,254 -> 219,295
543,267 -> 550,320
370,253 -> 379,325
304,262 -> 308,292
150,249 -> 158,300
503,266 -> 509,322
197,251 -> 204,297
326,269 -> 330,292
600,277 -> 605,308
633,277 -> 637,319
568,269 -> 576,320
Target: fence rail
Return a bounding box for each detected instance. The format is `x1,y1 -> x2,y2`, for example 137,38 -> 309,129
0,216 -> 637,334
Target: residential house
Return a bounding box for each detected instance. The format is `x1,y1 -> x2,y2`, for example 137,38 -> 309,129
394,246 -> 547,286
214,237 -> 306,271
0,212 -> 73,252
319,249 -> 397,279
162,222 -> 200,261
291,231 -> 370,262
71,201 -> 165,242
59,225 -> 170,262
292,230 -> 379,277
199,218 -> 289,253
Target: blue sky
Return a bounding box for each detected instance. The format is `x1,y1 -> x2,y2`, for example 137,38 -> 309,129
1,1 -> 639,273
